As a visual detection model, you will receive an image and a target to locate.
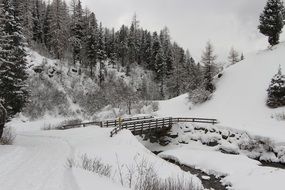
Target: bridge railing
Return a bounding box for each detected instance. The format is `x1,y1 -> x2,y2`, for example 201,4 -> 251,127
61,115 -> 154,129
110,117 -> 218,137
110,117 -> 173,137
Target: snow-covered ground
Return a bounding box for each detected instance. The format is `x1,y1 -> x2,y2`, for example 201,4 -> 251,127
158,42 -> 285,142
0,123 -> 203,190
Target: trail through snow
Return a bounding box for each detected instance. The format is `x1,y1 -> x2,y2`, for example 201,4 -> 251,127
0,132 -> 79,190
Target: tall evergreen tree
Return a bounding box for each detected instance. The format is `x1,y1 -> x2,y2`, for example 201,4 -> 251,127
43,2 -> 52,51
97,22 -> 106,86
50,0 -> 69,59
259,0 -> 285,46
0,0 -> 29,116
13,0 -> 33,43
70,0 -> 84,64
201,41 -> 217,93
85,12 -> 98,77
32,0 -> 45,43
150,32 -> 160,71
117,25 -> 128,67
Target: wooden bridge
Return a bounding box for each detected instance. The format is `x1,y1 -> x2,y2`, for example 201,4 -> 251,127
109,117 -> 218,137
60,116 -> 218,137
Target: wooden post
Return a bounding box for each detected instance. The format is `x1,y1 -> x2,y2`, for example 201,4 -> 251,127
141,122 -> 143,135
156,119 -> 158,132
133,123 -> 136,135
162,118 -> 165,128
100,122 -> 103,128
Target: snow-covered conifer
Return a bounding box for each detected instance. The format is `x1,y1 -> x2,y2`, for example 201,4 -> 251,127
267,66 -> 285,108
259,0 -> 285,46
0,0 -> 29,116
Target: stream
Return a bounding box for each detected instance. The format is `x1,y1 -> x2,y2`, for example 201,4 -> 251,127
153,151 -> 229,190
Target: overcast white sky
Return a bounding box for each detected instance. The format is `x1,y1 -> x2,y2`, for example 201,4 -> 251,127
76,0 -> 285,62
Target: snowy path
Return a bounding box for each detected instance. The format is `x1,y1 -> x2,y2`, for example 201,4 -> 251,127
0,133 -> 79,190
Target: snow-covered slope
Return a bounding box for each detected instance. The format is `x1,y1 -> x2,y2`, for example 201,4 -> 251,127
158,43 -> 285,141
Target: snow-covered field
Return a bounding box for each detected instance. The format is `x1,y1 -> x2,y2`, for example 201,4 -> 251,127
0,123 -> 202,190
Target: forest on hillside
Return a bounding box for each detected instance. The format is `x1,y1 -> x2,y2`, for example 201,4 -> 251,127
0,0 -> 248,119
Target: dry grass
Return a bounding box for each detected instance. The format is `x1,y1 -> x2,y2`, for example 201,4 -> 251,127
0,127 -> 16,145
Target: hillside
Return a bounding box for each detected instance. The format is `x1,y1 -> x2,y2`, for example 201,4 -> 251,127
158,42 -> 285,141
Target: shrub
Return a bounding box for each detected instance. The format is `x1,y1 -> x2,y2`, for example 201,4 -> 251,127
43,118 -> 83,130
0,127 -> 16,145
274,112 -> 285,120
116,156 -> 199,190
68,154 -> 200,190
23,74 -> 72,119
189,88 -> 212,104
67,154 -> 112,178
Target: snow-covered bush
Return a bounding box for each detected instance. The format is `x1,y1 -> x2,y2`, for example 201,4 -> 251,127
189,88 -> 212,104
43,118 -> 83,130
266,67 -> 285,108
272,111 -> 285,120
23,74 -> 72,120
0,127 -> 16,145
116,156 -> 199,190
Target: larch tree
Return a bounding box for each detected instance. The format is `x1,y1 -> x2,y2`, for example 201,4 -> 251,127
228,47 -> 240,65
201,41 -> 217,93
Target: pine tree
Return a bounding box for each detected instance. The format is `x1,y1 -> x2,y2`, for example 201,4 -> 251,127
32,0 -> 44,43
43,2 -> 52,51
240,53 -> 245,61
228,47 -> 239,65
13,0 -> 33,43
201,41 -> 217,93
117,25 -> 129,67
50,0 -> 69,59
0,0 -> 29,116
259,0 -> 285,46
166,44 -> 186,97
70,0 -> 84,64
150,32 -> 160,71
109,28 -> 117,68
97,22 -> 106,86
85,12 -> 98,77
267,66 -> 285,108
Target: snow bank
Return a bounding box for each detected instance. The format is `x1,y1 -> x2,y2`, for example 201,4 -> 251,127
159,148 -> 285,190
